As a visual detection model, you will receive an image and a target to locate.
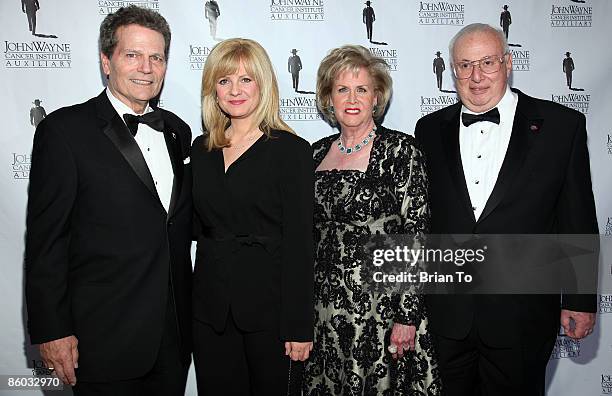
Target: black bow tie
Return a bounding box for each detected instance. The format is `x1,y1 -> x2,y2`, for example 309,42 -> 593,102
461,108 -> 500,127
123,110 -> 164,136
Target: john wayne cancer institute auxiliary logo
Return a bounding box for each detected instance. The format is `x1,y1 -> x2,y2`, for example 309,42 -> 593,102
602,374 -> 612,394
31,360 -> 54,376
270,0 -> 324,21
600,295 -> 612,314
420,95 -> 459,117
4,40 -> 71,69
189,44 -> 212,70
550,333 -> 580,359
280,96 -> 320,122
98,0 -> 159,15
495,5 -> 530,71
418,1 -> 465,26
605,217 -> 612,236
551,92 -> 589,114
420,49 -> 459,116
369,47 -> 398,72
550,2 -> 592,28
280,48 -> 319,121
551,52 -> 589,114
510,49 -> 530,72
12,153 -> 31,180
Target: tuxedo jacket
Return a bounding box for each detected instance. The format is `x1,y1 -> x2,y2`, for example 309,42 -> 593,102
415,88 -> 598,346
25,91 -> 193,381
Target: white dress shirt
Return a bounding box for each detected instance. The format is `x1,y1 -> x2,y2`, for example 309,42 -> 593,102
459,87 -> 518,220
106,89 -> 173,213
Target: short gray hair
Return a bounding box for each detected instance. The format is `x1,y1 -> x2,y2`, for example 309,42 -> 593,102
449,23 -> 509,61
99,5 -> 171,59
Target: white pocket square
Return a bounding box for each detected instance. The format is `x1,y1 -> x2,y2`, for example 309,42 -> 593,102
183,157 -> 190,165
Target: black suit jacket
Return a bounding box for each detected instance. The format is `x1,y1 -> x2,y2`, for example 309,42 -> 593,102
25,91 -> 193,381
191,130 -> 314,342
415,88 -> 598,346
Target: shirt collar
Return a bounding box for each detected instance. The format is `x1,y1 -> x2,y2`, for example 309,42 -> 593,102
105,88 -> 152,119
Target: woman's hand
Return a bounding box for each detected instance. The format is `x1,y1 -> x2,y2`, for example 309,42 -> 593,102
284,341 -> 313,361
389,323 -> 416,359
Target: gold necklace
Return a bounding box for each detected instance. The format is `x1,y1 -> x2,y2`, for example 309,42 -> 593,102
226,128 -> 261,150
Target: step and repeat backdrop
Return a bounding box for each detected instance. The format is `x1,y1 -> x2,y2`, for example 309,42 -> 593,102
1,1 -> 611,395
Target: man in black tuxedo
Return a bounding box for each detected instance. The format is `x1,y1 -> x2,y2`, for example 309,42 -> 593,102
25,6 -> 192,395
415,23 -> 598,395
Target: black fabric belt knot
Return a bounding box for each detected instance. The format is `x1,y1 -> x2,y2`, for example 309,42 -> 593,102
201,229 -> 280,254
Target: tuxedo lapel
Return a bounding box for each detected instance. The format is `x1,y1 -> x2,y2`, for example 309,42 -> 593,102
94,92 -> 163,209
441,105 -> 477,223
477,89 -> 537,224
162,120 -> 184,218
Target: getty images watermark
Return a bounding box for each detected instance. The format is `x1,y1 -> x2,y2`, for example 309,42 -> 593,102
371,244 -> 486,284
361,234 -> 603,295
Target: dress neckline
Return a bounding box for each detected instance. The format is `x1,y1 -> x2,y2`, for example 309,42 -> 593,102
314,130 -> 382,175
222,133 -> 266,175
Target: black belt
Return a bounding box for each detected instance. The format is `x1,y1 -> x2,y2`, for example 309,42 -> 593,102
201,229 -> 280,254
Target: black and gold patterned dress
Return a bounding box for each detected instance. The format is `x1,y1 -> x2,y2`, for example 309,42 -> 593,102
303,127 -> 442,396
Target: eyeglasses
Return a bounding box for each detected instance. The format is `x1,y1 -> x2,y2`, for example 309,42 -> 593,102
452,54 -> 508,79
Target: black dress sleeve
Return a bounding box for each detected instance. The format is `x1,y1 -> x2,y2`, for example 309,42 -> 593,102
392,136 -> 430,327
278,135 -> 315,341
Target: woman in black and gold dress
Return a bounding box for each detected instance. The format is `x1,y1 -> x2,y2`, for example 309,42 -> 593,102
303,45 -> 441,395
191,38 -> 314,395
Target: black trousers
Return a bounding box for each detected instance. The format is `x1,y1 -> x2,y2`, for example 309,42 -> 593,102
26,10 -> 37,33
73,298 -> 189,396
193,313 -> 302,396
433,325 -> 557,396
291,72 -> 299,91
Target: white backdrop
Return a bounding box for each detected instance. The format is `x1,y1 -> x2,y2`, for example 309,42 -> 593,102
1,1 -> 611,394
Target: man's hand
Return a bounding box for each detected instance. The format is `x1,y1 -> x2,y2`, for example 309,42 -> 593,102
39,335 -> 79,386
390,323 -> 416,359
560,309 -> 595,339
284,341 -> 313,361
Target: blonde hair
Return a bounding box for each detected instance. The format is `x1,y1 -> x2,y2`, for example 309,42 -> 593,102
316,45 -> 392,125
201,38 -> 293,151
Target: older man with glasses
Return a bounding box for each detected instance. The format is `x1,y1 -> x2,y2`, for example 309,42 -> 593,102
415,23 -> 598,395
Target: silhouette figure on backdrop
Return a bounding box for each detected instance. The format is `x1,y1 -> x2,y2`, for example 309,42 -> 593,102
563,51 -> 575,89
30,99 -> 46,127
500,5 -> 511,39
433,51 -> 446,91
363,1 -> 375,42
288,49 -> 302,92
204,0 -> 220,40
21,0 -> 39,35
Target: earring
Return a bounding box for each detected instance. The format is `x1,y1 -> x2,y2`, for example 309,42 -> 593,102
372,105 -> 377,114
329,105 -> 334,113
